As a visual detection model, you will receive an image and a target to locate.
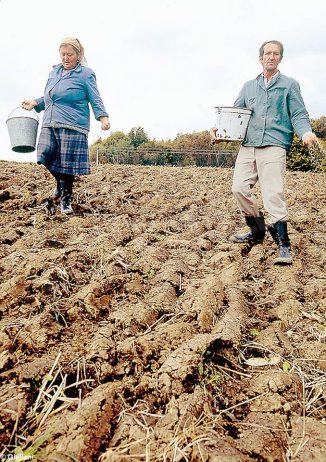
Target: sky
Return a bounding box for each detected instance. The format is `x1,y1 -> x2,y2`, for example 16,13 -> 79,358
0,0 -> 325,162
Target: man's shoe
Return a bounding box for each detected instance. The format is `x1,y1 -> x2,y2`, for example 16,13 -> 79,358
231,215 -> 266,245
273,245 -> 293,265
230,230 -> 254,243
270,221 -> 293,265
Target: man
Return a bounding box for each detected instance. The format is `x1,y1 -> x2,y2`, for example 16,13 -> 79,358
211,40 -> 317,265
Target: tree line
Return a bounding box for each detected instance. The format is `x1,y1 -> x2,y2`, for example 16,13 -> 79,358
89,117 -> 326,171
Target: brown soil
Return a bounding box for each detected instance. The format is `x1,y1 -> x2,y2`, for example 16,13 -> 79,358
0,160 -> 325,462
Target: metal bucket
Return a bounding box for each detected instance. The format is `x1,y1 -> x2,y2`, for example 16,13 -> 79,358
6,107 -> 39,153
214,106 -> 252,141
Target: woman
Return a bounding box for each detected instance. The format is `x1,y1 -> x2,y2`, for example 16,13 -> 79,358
22,37 -> 110,214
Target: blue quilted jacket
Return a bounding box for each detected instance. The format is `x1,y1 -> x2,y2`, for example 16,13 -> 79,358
35,63 -> 108,131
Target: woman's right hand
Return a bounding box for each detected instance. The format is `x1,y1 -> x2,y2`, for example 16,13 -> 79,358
22,100 -> 37,111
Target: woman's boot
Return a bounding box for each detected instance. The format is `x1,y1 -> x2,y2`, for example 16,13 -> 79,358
49,170 -> 61,201
60,174 -> 74,214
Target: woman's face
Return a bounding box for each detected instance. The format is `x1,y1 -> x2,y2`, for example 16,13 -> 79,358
60,45 -> 80,70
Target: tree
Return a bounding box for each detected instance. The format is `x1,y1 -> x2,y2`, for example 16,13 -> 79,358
128,127 -> 149,148
103,131 -> 130,147
287,134 -> 326,172
287,135 -> 311,171
89,141 -> 109,163
172,131 -> 211,150
311,116 -> 326,139
88,117 -> 325,170
287,116 -> 326,172
105,138 -> 134,164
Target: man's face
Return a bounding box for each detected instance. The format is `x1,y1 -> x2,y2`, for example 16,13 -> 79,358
260,43 -> 282,73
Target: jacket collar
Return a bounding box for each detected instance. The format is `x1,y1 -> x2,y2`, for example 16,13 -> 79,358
257,71 -> 281,90
53,63 -> 83,74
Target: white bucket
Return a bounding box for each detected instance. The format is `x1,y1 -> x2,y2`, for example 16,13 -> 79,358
214,106 -> 252,141
6,107 -> 39,153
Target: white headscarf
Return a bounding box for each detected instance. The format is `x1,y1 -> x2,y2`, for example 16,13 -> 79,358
59,37 -> 88,66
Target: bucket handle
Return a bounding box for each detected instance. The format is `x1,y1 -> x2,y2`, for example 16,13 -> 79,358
7,106 -> 39,121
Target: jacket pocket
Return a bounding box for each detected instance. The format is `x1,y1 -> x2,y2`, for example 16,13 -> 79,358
248,97 -> 256,110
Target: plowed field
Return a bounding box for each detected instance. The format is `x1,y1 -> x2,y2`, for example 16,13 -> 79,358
0,161 -> 325,461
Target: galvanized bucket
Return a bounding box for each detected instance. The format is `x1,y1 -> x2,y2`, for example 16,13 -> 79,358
6,107 -> 39,153
214,106 -> 252,141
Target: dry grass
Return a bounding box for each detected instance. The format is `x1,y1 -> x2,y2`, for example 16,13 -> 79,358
100,403 -> 214,462
2,352 -> 94,457
241,340 -> 326,460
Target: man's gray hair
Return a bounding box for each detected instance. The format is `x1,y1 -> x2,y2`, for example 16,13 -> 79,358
259,40 -> 284,58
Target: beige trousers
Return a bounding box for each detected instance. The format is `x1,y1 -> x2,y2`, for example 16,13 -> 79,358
232,146 -> 288,224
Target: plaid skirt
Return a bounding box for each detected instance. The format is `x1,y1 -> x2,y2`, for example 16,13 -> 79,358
37,127 -> 90,175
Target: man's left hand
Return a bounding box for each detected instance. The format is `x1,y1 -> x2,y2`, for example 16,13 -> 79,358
302,133 -> 318,147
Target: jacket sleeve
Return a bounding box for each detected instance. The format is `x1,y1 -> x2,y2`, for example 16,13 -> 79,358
287,80 -> 312,138
34,68 -> 54,113
34,97 -> 45,112
234,84 -> 247,108
84,72 -> 109,120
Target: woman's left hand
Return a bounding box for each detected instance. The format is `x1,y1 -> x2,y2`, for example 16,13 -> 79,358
100,116 -> 110,131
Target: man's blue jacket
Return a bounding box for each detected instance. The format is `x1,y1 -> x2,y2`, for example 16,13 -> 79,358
234,73 -> 312,150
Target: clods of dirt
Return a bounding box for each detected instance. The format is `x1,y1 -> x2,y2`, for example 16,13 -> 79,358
0,160 -> 325,461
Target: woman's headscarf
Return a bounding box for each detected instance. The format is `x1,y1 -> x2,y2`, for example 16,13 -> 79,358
59,37 -> 88,66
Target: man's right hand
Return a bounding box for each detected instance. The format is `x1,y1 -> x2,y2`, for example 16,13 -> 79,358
210,127 -> 223,144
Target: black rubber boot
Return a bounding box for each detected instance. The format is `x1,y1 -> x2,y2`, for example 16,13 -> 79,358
49,170 -> 62,201
269,221 -> 293,265
53,181 -> 61,201
267,223 -> 279,245
60,175 -> 74,215
231,215 -> 266,245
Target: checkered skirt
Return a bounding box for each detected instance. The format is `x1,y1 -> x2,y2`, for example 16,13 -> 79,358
37,127 -> 90,175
